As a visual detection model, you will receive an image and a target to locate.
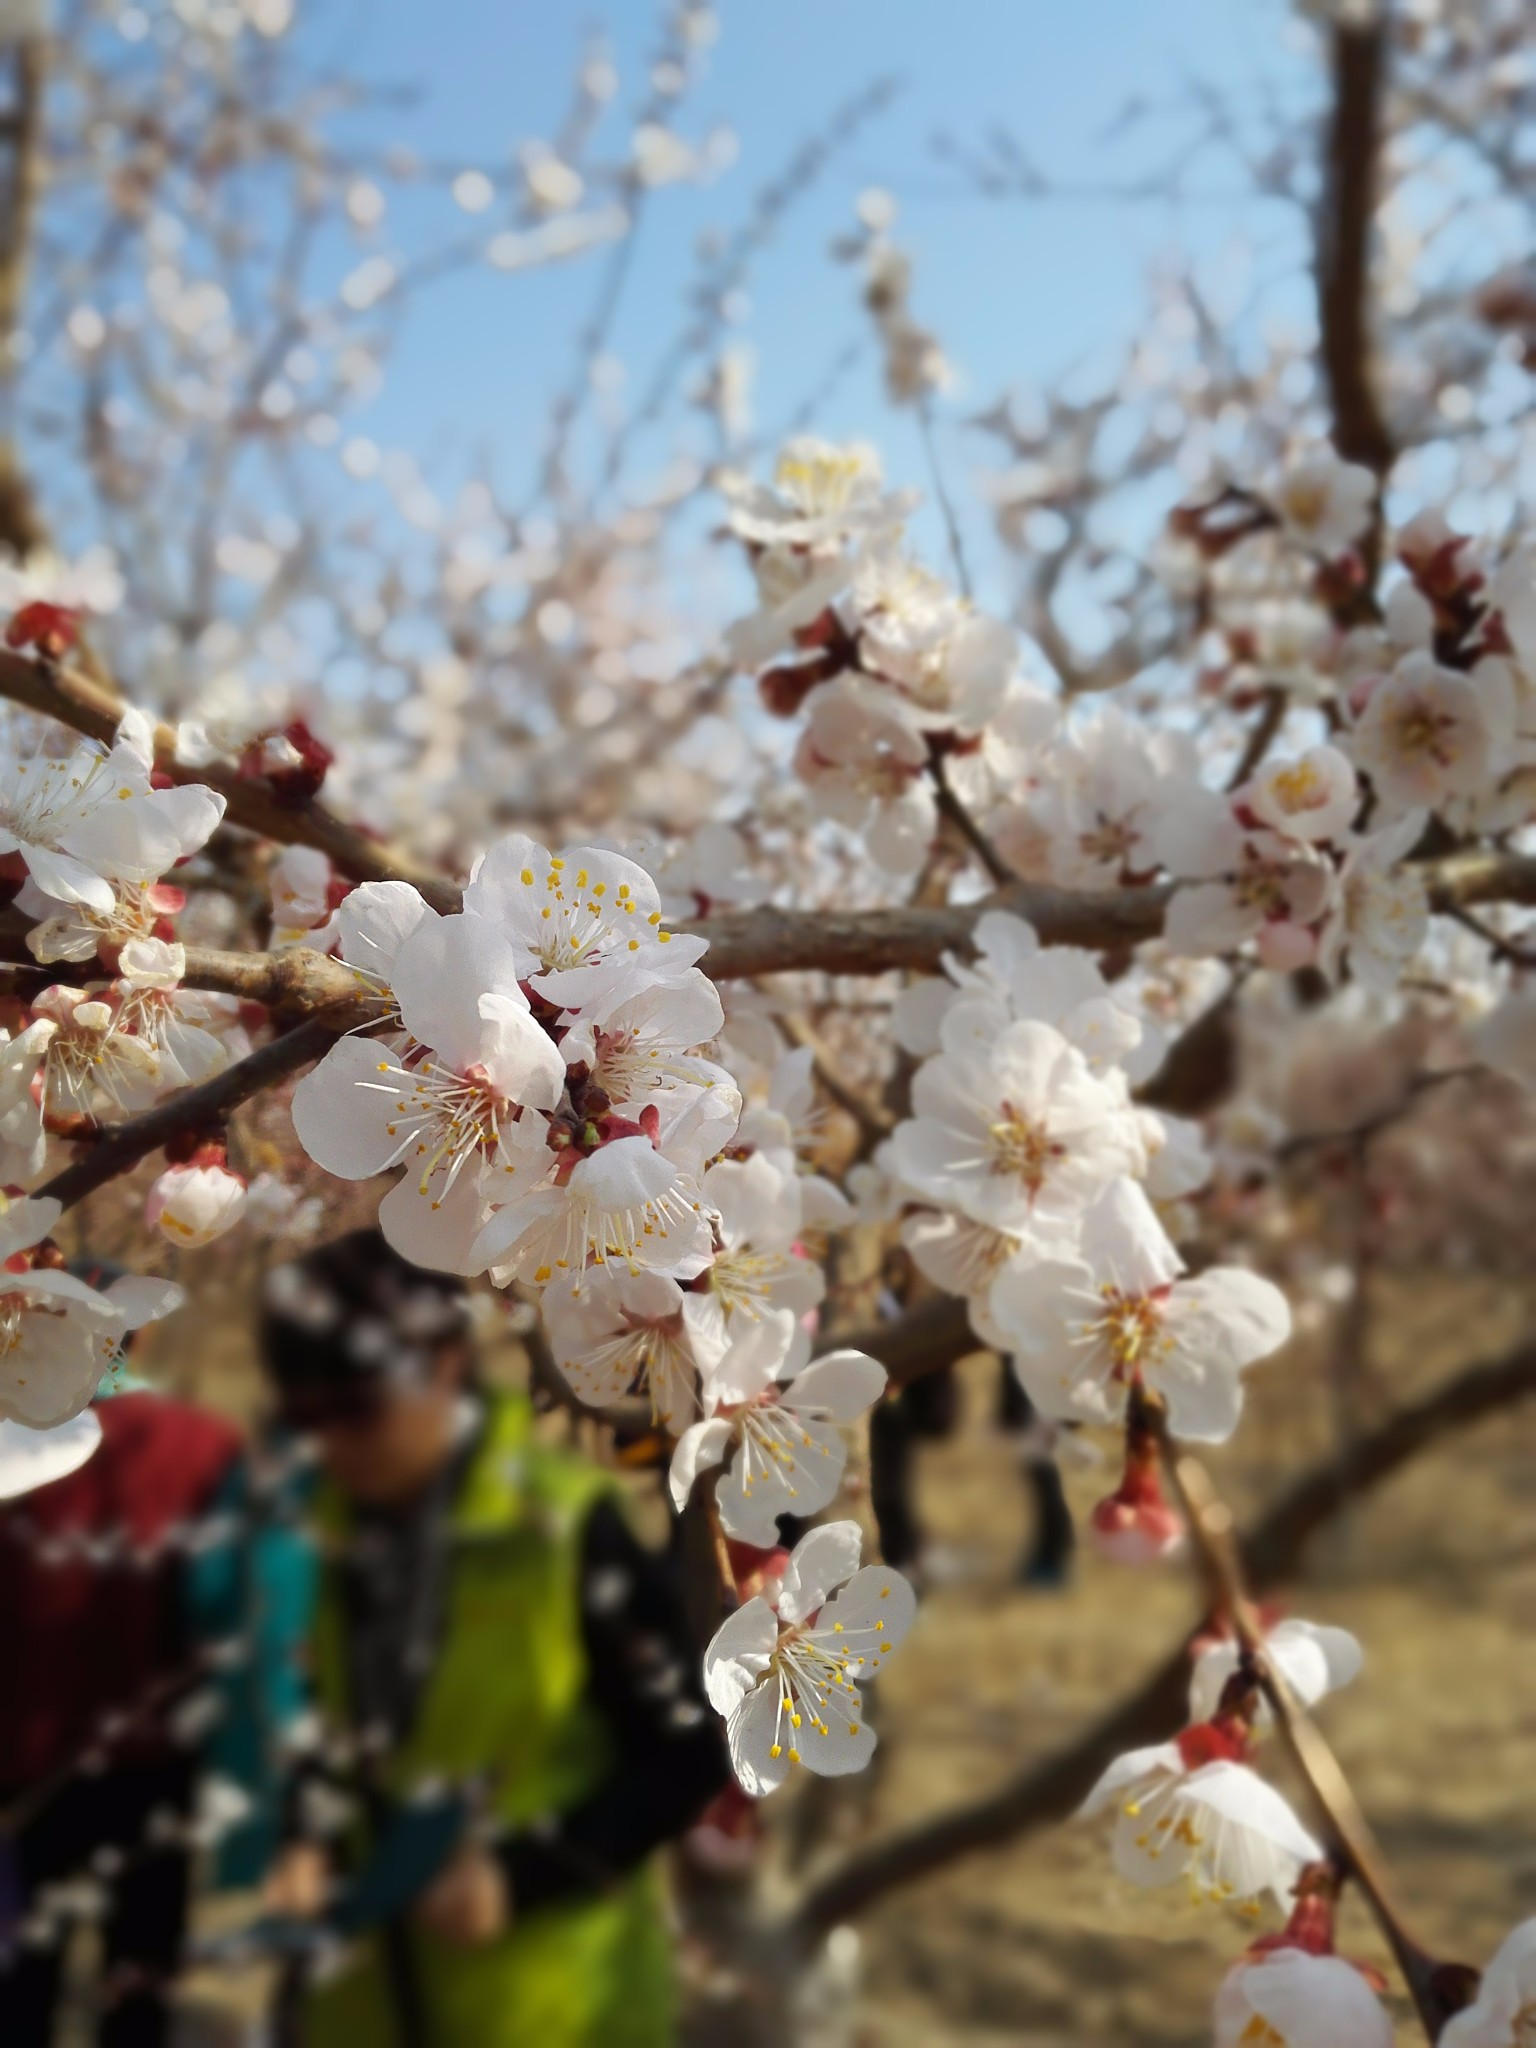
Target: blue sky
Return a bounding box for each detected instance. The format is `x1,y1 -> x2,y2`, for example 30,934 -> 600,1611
315,0 -> 1314,603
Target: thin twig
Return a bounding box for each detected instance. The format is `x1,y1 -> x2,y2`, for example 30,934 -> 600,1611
36,1008 -> 371,1213
917,393 -> 973,600
928,752 -> 1012,885
1276,1065 -> 1480,1161
775,1007 -> 895,1143
1226,684 -> 1289,792
787,1337 -> 1536,1944
1158,1420 -> 1470,2040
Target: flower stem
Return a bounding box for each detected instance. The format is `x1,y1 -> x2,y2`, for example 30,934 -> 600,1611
1150,1406 -> 1475,2041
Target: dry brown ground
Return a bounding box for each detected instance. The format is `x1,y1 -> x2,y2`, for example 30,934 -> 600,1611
812,1273 -> 1536,2047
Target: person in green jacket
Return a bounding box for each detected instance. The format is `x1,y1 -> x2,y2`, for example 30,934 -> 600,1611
255,1230 -> 727,2048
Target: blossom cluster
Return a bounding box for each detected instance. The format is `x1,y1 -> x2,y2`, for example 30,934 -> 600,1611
287,838 -> 895,1628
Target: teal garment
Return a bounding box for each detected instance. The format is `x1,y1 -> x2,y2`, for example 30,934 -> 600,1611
182,1448 -> 320,1890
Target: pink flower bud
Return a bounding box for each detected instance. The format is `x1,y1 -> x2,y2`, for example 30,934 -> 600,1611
1089,1437 -> 1185,1566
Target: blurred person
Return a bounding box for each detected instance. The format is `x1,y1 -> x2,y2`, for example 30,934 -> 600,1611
0,1261 -> 246,2048
869,1358 -> 1073,1587
256,1230 -> 726,2048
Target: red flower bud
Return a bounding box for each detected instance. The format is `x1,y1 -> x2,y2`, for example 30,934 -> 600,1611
5,601 -> 81,659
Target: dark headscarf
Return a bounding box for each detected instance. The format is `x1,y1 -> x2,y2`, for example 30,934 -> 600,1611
258,1230 -> 469,1425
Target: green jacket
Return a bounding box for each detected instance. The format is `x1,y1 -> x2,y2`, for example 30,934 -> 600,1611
302,1394 -> 676,2048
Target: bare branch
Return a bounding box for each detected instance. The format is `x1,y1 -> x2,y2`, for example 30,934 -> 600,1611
817,1295 -> 977,1389
0,38 -> 48,557
1317,19 -> 1394,476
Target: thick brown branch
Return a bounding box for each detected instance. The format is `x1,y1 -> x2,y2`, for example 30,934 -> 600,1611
179,943 -> 362,1012
692,882 -> 1173,980
148,844 -> 1536,1026
787,1339 -> 1536,1941
692,849 -> 1536,982
4,643 -> 1536,985
1317,20 -> 1394,476
818,1295 -> 978,1389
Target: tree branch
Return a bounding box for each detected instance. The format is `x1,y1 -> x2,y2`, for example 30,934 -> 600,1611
818,1294 -> 978,1388
4,644 -> 1536,986
35,1006 -> 372,1212
0,651 -> 460,912
1317,18 -> 1394,476
787,1337 -> 1536,1942
0,38 -> 48,558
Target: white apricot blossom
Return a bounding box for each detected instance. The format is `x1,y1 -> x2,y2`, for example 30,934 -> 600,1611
1082,1743 -> 1322,1907
145,1156 -> 249,1248
539,1265 -> 722,1431
0,1194 -> 182,1428
1441,1919 -> 1536,2048
1270,450 -> 1375,557
269,844 -> 337,948
1348,652 -> 1505,813
669,1309 -> 886,1545
724,438 -> 911,552
704,1521 -> 915,1796
992,1177 -> 1291,1443
1214,1950 -> 1394,2048
792,675 -> 936,876
1242,745 -> 1358,844
464,832 -> 707,1010
892,1018 -> 1144,1235
687,1149 -> 826,1350
113,938 -> 232,1089
1161,808 -> 1335,969
292,909 -> 566,1271
1316,813 -> 1430,991
30,985 -> 166,1121
468,1072 -> 731,1296
1011,703 -> 1203,890
0,713 -> 223,914
1190,1619 -> 1363,1726
851,548 -> 1016,735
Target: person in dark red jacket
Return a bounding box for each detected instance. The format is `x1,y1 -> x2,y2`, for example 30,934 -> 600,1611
0,1365 -> 245,2047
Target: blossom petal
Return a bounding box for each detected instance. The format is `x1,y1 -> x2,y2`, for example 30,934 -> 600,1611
391,911 -> 527,1072
337,881 -> 436,983
292,1037 -> 407,1180
781,1350 -> 886,1423
812,1562 -> 916,1673
726,1675 -> 792,1798
379,1167 -> 489,1276
0,1410 -> 103,1499
778,1520 -> 862,1625
703,1596 -> 777,1717
668,1418 -> 733,1513
1241,1952 -> 1394,2048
